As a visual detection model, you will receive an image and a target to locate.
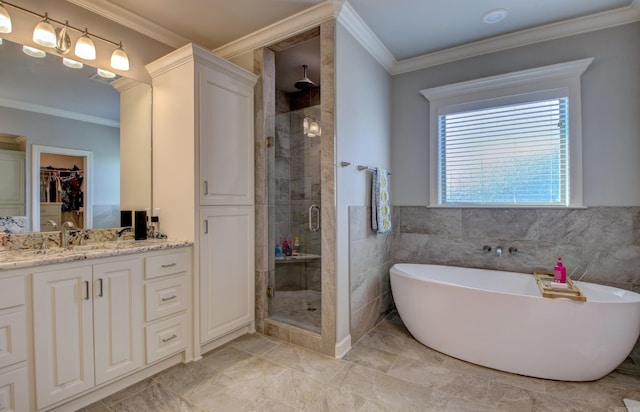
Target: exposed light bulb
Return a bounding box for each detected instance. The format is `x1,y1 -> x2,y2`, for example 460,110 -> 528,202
0,38 -> 3,45
23,45 -> 46,58
33,13 -> 56,48
0,2 -> 11,34
75,29 -> 96,60
63,58 -> 83,69
110,42 -> 129,71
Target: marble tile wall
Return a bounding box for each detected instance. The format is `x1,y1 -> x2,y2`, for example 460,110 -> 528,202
93,204 -> 119,229
0,216 -> 28,234
349,206 -> 394,343
393,206 -> 640,292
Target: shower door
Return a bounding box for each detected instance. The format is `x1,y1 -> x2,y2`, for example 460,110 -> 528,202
269,102 -> 322,333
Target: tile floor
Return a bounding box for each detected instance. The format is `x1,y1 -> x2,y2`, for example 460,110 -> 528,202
269,289 -> 322,333
80,314 -> 640,411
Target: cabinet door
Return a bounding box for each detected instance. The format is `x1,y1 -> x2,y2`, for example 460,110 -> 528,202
93,259 -> 144,385
199,67 -> 254,206
200,206 -> 255,343
33,266 -> 94,409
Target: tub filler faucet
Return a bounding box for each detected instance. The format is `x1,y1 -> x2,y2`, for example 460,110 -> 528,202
495,246 -> 503,256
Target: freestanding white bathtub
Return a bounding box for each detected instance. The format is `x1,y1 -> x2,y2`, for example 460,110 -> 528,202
390,263 -> 640,381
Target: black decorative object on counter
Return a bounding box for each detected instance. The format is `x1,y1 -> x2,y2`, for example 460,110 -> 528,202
134,210 -> 147,240
120,210 -> 132,227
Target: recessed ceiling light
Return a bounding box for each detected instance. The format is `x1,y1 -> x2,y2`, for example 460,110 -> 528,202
482,8 -> 508,24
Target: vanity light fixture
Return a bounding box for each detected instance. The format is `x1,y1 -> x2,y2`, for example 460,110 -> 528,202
0,1 -> 11,33
63,57 -> 83,69
22,45 -> 45,58
110,42 -> 129,71
33,13 -> 56,48
0,1 -> 130,71
75,29 -> 95,60
97,68 -> 116,78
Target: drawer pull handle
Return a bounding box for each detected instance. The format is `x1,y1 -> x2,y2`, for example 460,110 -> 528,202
84,281 -> 90,300
161,263 -> 177,268
162,334 -> 178,343
161,295 -> 177,302
98,278 -> 104,297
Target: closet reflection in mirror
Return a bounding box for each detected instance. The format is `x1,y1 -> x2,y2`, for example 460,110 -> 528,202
37,147 -> 91,231
0,37 -> 152,232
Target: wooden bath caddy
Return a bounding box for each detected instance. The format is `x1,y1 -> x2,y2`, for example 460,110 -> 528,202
533,271 -> 587,302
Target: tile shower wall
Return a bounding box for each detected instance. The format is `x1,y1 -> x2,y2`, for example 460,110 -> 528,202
393,206 -> 640,292
349,206 -> 394,343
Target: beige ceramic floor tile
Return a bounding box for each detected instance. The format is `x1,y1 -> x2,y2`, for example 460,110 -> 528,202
226,332 -> 282,355
100,378 -> 155,407
387,355 -> 464,388
219,355 -> 290,390
543,379 -> 630,410
371,315 -> 411,338
359,330 -> 447,365
258,367 -> 366,411
152,361 -> 219,399
199,346 -> 257,374
343,343 -> 399,373
75,401 -> 111,412
261,342 -> 348,382
330,363 -> 434,411
108,383 -> 203,412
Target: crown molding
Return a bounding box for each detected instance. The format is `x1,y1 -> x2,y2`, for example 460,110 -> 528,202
336,2 -> 396,73
213,0 -> 344,60
67,0 -> 189,48
393,3 -> 640,75
0,97 -> 120,128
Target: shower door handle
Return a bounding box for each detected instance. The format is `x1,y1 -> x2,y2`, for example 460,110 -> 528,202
309,204 -> 320,232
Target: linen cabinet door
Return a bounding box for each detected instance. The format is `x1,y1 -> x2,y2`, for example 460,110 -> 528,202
32,266 -> 94,409
199,206 -> 255,343
93,259 -> 144,385
198,67 -> 254,206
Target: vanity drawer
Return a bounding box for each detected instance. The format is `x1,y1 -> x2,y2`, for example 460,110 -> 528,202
145,313 -> 187,364
0,310 -> 26,369
145,274 -> 188,322
145,251 -> 189,279
0,366 -> 28,412
0,277 -> 24,309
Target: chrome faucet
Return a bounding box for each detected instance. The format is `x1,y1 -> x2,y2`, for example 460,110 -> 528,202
495,246 -> 503,256
61,221 -> 77,248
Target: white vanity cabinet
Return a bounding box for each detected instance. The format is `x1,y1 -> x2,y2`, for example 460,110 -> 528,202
0,276 -> 28,412
20,245 -> 192,411
32,258 -> 143,409
148,44 -> 257,354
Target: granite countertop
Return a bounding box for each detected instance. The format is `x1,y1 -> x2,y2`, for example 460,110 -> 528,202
0,239 -> 193,271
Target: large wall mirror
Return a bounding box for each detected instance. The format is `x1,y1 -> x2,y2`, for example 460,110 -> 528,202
0,37 -> 152,232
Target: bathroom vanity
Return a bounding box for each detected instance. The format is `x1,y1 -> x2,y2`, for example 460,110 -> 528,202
0,241 -> 192,411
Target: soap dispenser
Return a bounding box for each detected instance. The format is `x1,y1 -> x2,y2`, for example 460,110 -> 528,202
554,257 -> 567,283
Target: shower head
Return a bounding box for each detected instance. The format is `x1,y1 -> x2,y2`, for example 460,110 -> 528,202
294,64 -> 316,90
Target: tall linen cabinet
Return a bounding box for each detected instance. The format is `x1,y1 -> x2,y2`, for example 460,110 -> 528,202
147,44 -> 258,357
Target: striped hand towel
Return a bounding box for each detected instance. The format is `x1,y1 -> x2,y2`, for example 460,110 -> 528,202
371,168 -> 391,234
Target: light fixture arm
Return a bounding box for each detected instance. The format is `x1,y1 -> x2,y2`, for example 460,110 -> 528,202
1,0 -> 121,48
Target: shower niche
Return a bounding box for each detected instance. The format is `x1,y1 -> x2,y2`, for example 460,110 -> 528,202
268,35 -> 322,333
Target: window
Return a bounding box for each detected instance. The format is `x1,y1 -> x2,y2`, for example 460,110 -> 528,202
421,58 -> 592,207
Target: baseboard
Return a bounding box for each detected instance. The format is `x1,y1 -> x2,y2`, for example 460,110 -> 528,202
334,334 -> 352,358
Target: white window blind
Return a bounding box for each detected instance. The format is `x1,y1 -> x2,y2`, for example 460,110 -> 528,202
438,97 -> 568,206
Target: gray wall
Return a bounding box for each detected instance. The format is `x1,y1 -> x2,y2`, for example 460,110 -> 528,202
336,21 -> 393,343
391,22 -> 640,207
0,106 -> 120,226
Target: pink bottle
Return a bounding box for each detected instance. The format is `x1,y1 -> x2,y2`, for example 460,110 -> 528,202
554,257 -> 567,283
